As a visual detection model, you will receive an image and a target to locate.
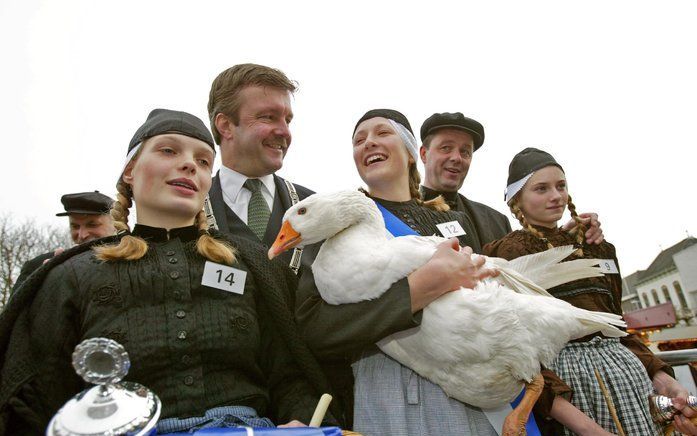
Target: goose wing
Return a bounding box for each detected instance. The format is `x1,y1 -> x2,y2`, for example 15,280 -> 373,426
486,245 -> 604,296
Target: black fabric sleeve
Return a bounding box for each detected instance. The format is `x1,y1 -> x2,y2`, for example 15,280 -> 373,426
229,237 -> 339,426
295,242 -> 420,361
256,281 -> 328,425
8,262 -> 83,432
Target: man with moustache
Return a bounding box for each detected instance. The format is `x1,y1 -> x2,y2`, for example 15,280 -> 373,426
419,112 -> 603,246
206,64 -> 311,271
206,66 -> 496,428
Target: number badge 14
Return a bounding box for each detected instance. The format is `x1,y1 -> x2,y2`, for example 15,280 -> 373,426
202,261 -> 247,294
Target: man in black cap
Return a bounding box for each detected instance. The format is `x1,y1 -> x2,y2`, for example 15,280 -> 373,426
419,112 -> 603,246
57,191 -> 116,244
419,112 -> 512,246
13,191 -> 115,288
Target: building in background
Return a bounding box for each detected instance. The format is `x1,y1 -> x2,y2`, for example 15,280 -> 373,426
622,237 -> 697,324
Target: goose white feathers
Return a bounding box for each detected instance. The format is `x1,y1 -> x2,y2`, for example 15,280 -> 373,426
270,190 -> 627,408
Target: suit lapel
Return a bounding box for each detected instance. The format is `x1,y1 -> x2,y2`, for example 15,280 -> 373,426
263,175 -> 289,246
209,173 -> 230,233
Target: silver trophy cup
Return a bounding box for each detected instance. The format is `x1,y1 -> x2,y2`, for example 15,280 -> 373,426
47,337 -> 161,436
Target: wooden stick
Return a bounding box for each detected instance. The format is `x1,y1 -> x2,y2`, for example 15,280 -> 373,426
309,393 -> 333,427
594,368 -> 626,436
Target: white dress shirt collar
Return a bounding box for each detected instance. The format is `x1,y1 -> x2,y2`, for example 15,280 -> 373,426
218,165 -> 276,223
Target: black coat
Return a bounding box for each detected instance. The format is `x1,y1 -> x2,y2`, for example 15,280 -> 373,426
458,195 -> 512,246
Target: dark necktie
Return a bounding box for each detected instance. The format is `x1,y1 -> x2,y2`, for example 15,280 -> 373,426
244,179 -> 270,240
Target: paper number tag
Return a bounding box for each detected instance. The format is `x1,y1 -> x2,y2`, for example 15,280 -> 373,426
202,261 -> 247,294
597,259 -> 619,274
436,221 -> 466,238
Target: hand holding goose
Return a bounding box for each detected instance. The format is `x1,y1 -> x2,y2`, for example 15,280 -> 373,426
270,189 -> 626,435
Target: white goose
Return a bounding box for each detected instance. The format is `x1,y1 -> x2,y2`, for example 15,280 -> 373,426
269,190 -> 626,433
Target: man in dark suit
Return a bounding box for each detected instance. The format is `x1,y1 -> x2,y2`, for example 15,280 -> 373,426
419,112 -> 604,246
206,64 -> 312,269
14,191 -> 115,289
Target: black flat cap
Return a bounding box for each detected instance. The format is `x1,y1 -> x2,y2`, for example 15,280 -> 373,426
128,109 -> 215,153
56,191 -> 114,216
507,147 -> 564,188
420,112 -> 485,151
353,109 -> 414,136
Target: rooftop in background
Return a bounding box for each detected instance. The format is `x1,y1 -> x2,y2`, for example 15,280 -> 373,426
636,237 -> 697,285
622,270 -> 643,299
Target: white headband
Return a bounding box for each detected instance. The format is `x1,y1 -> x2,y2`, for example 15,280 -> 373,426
387,119 -> 419,163
121,142 -> 142,174
504,173 -> 533,204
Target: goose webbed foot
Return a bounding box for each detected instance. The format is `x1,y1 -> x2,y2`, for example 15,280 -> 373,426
502,373 -> 544,436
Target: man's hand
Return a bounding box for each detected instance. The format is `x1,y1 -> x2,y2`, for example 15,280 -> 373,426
408,239 -> 496,312
42,247 -> 65,265
653,370 -> 697,435
672,398 -> 697,435
561,212 -> 604,245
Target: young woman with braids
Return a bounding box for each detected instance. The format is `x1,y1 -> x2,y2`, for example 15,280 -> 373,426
292,109 -> 499,435
484,147 -> 697,436
0,109 -> 335,434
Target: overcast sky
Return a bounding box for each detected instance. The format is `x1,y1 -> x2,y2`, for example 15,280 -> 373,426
2,0 -> 695,275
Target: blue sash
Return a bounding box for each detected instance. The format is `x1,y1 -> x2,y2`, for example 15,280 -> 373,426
376,199 -> 541,435
374,201 -> 419,237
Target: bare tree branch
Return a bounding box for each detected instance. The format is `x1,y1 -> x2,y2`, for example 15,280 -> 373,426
0,213 -> 71,310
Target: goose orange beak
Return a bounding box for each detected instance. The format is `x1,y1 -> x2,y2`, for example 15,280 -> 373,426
269,220 -> 302,259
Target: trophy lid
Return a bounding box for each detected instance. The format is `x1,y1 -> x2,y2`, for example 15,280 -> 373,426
47,338 -> 161,436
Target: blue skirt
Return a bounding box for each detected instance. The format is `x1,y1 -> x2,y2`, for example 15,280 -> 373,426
353,348 -> 497,436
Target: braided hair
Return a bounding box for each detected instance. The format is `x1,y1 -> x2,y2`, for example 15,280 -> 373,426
408,162 -> 449,212
94,180 -> 149,261
510,200 -> 554,250
194,209 -> 237,265
565,194 -> 586,254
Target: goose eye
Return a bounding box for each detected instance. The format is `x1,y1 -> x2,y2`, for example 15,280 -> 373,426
297,207 -> 307,215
